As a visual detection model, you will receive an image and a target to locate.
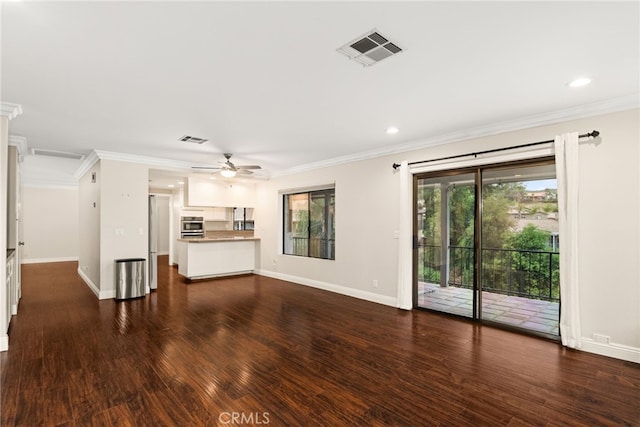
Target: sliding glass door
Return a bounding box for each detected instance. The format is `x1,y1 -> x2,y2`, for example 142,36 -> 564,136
416,171 -> 476,318
414,159 -> 560,338
480,163 -> 559,335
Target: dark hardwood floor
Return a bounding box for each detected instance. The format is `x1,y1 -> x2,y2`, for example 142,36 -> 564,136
1,258 -> 638,426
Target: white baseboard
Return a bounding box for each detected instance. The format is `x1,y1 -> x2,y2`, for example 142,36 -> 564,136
99,290 -> 116,300
23,256 -> 78,264
77,267 -> 99,298
256,270 -> 640,364
256,269 -> 398,308
77,267 -> 116,300
579,338 -> 640,363
0,334 -> 8,352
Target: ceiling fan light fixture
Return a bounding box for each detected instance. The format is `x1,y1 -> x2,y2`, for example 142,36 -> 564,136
192,153 -> 261,176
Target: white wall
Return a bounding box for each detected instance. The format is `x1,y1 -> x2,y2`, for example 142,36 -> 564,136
20,155 -> 83,188
255,109 -> 640,362
78,162 -> 101,290
170,188 -> 182,264
156,195 -> 170,255
98,160 -> 149,297
255,155 -> 400,307
22,187 -> 79,262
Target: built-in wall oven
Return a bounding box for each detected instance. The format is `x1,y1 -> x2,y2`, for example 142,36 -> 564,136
181,216 -> 205,238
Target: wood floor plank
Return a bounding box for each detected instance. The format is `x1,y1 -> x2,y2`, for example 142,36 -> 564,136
1,259 -> 638,426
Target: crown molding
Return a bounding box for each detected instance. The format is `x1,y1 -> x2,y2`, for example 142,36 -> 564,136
22,177 -> 79,189
94,150 -> 195,169
73,150 -> 100,180
0,103 -> 23,120
274,93 -> 640,177
8,135 -> 28,158
74,149 -> 202,180
74,149 -> 271,180
70,94 -> 638,180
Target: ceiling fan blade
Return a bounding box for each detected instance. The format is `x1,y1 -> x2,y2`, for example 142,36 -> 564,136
191,153 -> 261,175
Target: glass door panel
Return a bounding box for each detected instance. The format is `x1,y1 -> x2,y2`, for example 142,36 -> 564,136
416,173 -> 475,318
480,163 -> 560,336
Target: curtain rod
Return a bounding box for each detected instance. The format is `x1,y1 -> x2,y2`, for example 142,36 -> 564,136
392,130 -> 600,170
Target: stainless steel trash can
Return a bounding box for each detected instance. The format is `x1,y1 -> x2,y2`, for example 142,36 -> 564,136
115,258 -> 146,300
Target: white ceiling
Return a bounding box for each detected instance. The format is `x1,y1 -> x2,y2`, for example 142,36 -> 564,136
2,1 -> 639,182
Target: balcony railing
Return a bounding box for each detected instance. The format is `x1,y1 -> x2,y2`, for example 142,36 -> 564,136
419,244 -> 560,302
289,236 -> 335,259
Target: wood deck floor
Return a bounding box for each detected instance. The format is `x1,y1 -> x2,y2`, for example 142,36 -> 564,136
1,259 -> 638,426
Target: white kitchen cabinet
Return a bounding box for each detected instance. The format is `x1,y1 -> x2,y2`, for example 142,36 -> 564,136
184,178 -> 217,207
185,177 -> 256,207
203,207 -> 230,221
177,238 -> 258,279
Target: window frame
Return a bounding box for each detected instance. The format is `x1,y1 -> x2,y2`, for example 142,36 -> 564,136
282,186 -> 335,260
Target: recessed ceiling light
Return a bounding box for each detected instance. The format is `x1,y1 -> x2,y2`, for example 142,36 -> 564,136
386,126 -> 399,135
568,77 -> 591,88
178,181 -> 184,185
168,184 -> 175,188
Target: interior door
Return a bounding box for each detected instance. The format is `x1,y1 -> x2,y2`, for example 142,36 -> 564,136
16,159 -> 22,304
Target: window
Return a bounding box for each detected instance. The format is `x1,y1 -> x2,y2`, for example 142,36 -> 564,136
283,188 -> 335,259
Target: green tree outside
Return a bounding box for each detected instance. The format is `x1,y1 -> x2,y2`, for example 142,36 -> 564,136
418,180 -> 559,301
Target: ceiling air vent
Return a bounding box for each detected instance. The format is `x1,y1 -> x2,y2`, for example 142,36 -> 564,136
337,29 -> 404,67
30,148 -> 85,160
179,135 -> 208,144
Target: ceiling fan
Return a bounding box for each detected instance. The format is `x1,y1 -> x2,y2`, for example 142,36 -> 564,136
192,153 -> 262,178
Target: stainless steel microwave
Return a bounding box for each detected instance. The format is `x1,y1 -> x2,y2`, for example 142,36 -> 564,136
181,216 -> 205,237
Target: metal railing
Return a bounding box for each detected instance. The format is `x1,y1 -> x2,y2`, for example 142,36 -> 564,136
419,244 -> 560,302
290,237 -> 335,260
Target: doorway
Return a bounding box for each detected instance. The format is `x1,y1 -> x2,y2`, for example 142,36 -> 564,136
414,158 -> 560,338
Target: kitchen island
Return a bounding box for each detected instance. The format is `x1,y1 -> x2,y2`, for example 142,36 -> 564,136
177,237 -> 259,280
